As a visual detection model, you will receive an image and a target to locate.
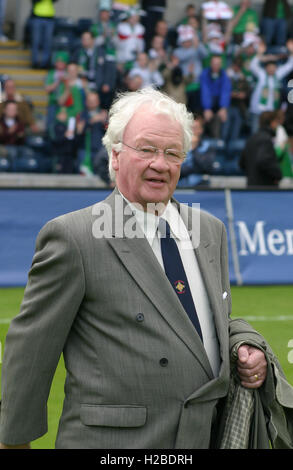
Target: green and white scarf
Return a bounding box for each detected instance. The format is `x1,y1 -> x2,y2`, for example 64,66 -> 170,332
259,74 -> 280,109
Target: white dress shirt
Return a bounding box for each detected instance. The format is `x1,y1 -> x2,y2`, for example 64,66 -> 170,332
123,195 -> 221,377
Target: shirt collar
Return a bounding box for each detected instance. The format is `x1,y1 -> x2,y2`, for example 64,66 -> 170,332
119,190 -> 159,240
119,190 -> 189,242
162,201 -> 190,241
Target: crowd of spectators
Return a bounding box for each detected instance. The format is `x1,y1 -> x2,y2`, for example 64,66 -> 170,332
0,0 -> 293,186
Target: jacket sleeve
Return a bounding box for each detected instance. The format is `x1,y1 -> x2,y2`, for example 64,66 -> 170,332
256,140 -> 282,182
266,359 -> 293,448
200,70 -> 212,110
249,55 -> 265,79
276,55 -> 293,81
228,320 -> 293,448
0,218 -> 85,445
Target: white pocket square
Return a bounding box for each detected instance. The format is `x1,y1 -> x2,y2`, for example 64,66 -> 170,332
222,291 -> 228,299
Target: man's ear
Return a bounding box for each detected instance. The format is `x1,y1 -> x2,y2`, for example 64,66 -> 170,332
111,148 -> 120,171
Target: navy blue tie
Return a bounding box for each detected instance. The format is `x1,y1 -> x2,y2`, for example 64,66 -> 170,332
159,219 -> 203,341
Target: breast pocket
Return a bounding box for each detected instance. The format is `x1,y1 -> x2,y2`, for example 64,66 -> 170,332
80,404 -> 147,428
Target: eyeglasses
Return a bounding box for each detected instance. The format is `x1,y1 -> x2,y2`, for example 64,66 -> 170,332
120,141 -> 185,165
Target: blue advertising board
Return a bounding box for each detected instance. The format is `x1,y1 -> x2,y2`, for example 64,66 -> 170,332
0,189 -> 111,286
231,191 -> 293,285
0,189 -> 292,286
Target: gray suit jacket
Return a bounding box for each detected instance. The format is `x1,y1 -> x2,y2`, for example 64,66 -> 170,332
0,189 -> 262,448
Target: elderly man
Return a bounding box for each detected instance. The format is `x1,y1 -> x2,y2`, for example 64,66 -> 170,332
0,87 -> 279,449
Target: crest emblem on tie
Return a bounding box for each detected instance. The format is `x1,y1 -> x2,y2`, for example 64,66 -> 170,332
174,280 -> 185,294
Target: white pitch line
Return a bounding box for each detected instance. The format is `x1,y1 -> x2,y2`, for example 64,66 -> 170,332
234,315 -> 293,322
0,319 -> 12,324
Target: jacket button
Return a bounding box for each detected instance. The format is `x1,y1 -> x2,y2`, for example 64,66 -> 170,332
159,358 -> 168,367
136,313 -> 144,322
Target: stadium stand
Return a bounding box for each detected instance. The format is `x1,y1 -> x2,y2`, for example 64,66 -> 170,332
0,0 -> 292,188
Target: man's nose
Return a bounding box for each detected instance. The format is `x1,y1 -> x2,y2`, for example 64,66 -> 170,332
149,150 -> 170,170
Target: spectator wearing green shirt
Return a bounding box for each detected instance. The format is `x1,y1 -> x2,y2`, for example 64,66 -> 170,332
227,0 -> 259,45
261,0 -> 292,48
57,62 -> 86,120
90,4 -> 116,51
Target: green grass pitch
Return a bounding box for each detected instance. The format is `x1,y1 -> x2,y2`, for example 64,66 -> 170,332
0,285 -> 293,449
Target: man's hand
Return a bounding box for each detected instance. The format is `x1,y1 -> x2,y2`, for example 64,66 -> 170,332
203,109 -> 213,122
286,38 -> 293,55
257,40 -> 266,57
237,344 -> 267,389
217,107 -> 227,122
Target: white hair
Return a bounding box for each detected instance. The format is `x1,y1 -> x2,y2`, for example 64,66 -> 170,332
102,86 -> 194,181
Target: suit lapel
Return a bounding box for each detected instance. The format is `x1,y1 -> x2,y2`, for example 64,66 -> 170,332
102,190 -> 214,379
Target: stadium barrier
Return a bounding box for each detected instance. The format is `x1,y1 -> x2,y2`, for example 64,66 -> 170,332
0,188 -> 292,286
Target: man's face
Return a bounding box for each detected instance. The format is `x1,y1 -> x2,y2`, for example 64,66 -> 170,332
152,35 -> 163,50
210,56 -> 222,73
4,80 -> 15,97
137,53 -> 148,68
112,107 -> 184,211
186,6 -> 196,17
99,10 -> 110,22
55,60 -> 67,71
81,32 -> 94,49
67,64 -> 79,79
86,93 -> 100,110
266,63 -> 277,76
129,14 -> 139,26
155,21 -> 168,37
